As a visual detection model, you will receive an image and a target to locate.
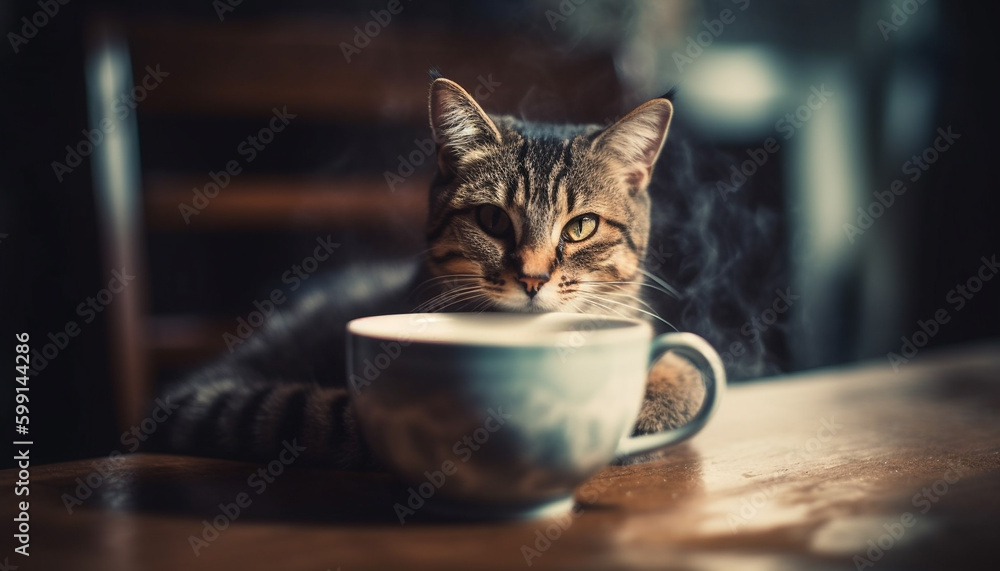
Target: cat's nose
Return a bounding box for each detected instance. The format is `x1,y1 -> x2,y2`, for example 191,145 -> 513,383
518,274 -> 550,298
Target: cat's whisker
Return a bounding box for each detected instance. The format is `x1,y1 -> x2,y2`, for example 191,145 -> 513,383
430,291 -> 491,313
468,297 -> 496,313
594,295 -> 677,331
563,299 -> 586,314
577,297 -> 631,321
577,294 -> 638,321
575,292 -> 679,331
414,291 -> 482,314
575,283 -> 661,314
416,279 -> 482,292
411,288 -> 462,313
606,292 -> 660,314
427,287 -> 488,309
411,281 -> 482,302
411,274 -> 483,297
416,295 -> 465,314
414,273 -> 482,286
636,268 -> 682,299
411,285 -> 483,313
578,280 -> 678,299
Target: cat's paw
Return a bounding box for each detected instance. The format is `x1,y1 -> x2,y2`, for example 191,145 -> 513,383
616,350 -> 707,465
634,350 -> 707,433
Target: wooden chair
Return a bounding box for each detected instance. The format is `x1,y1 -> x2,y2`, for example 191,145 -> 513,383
86,15 -> 623,432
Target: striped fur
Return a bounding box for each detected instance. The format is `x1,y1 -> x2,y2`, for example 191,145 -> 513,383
425,78 -> 672,316
149,78 -> 686,469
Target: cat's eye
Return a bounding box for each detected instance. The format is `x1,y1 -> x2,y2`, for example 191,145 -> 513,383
562,214 -> 599,242
476,205 -> 512,237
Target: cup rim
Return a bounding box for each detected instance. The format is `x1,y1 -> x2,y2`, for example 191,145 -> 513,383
347,312 -> 652,348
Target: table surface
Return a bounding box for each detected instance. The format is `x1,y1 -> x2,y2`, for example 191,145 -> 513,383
5,343 -> 1000,571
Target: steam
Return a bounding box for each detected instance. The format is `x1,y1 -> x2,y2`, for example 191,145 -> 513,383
646,127 -> 788,381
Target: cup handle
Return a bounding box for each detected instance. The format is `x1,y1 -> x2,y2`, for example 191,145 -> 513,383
614,332 -> 726,459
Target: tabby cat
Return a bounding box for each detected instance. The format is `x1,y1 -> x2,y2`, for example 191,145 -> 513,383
150,76 -> 705,468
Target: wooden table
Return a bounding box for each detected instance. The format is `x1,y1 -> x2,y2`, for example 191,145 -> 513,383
5,343 -> 1000,570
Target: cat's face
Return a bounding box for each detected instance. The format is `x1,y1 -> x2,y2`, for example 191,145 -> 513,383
423,78 -> 673,317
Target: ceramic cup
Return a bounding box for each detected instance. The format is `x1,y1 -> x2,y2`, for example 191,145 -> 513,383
347,312 -> 724,519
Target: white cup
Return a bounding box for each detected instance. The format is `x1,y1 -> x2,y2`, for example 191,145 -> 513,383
347,312 -> 724,519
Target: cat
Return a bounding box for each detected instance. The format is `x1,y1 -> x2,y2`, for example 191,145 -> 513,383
148,76 -> 705,468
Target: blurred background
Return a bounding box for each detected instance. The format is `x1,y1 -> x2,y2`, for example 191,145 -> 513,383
1,0 -> 997,467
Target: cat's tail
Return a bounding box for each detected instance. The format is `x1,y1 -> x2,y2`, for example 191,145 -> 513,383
145,374 -> 375,470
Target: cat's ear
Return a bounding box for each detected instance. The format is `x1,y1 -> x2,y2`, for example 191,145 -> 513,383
429,78 -> 502,173
592,98 -> 674,190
